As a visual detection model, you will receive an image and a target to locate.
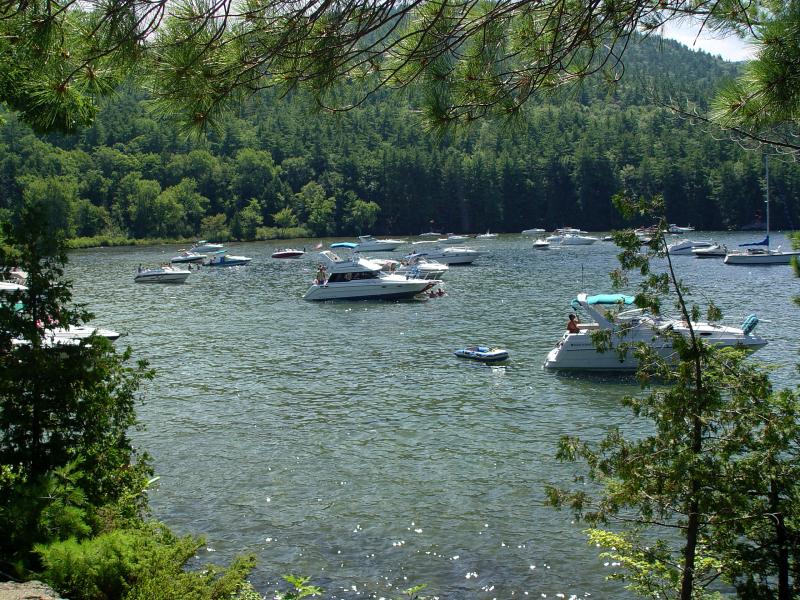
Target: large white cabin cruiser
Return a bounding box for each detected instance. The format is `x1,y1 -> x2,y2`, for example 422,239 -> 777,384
543,293 -> 767,371
304,251 -> 438,301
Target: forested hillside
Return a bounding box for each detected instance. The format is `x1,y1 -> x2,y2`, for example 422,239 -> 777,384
1,35 -> 798,241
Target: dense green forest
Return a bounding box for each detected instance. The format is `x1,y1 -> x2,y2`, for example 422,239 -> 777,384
1,36 -> 798,242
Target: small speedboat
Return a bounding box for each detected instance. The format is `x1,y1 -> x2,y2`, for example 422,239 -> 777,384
533,239 -> 550,250
667,239 -> 713,255
522,228 -> 546,235
190,240 -> 225,253
560,233 -> 598,245
692,243 -> 727,258
170,251 -> 206,264
475,231 -> 498,239
354,235 -> 406,252
454,346 -> 510,363
272,248 -> 305,259
204,251 -> 252,266
439,234 -> 469,244
134,266 -> 191,283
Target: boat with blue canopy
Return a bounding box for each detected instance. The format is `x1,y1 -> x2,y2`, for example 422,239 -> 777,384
544,292 -> 767,371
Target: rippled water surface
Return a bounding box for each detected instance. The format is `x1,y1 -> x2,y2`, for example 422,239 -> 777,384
67,233 -> 799,599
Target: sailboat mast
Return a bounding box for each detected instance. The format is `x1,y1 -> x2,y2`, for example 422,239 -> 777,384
765,154 -> 770,245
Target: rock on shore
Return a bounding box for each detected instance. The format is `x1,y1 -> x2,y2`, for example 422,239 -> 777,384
0,581 -> 64,600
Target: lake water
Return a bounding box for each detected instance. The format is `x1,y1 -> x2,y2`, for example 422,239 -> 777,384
67,232 -> 799,599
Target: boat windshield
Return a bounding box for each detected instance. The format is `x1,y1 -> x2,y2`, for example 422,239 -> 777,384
327,271 -> 379,283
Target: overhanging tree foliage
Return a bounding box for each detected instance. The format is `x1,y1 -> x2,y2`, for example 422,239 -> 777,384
1,0 -> 798,146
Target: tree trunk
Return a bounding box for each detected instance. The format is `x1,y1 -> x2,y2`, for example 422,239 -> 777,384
680,409 -> 703,600
770,481 -> 790,600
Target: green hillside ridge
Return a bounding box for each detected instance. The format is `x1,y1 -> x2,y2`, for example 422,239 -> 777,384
1,35 -> 796,242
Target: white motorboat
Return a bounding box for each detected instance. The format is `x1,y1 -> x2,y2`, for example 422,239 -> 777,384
666,239 -> 713,255
405,246 -> 486,265
439,233 -> 469,244
204,251 -> 252,266
190,240 -> 225,253
533,239 -> 550,250
373,253 -> 449,279
522,228 -> 546,235
44,325 -> 121,347
543,293 -> 767,371
303,251 -> 438,301
170,251 -> 206,264
134,266 -> 191,283
560,233 -> 598,245
1,267 -> 27,285
725,156 -> 800,265
271,248 -> 305,259
0,283 -> 121,347
419,231 -> 442,237
476,231 -> 498,239
668,224 -> 695,233
692,243 -> 727,258
353,235 -> 406,252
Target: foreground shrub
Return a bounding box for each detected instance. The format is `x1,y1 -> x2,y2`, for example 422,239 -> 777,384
36,524 -> 256,600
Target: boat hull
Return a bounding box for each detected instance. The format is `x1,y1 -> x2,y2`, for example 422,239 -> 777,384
543,334 -> 767,371
134,271 -> 190,283
724,252 -> 800,265
303,280 -> 435,301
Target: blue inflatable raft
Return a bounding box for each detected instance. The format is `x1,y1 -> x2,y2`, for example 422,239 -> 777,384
454,346 -> 510,363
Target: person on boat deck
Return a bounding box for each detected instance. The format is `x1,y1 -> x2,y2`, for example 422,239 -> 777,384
567,313 -> 580,334
315,265 -> 326,285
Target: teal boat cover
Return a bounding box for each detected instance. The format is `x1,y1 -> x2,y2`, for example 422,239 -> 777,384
571,294 -> 635,309
586,294 -> 635,305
